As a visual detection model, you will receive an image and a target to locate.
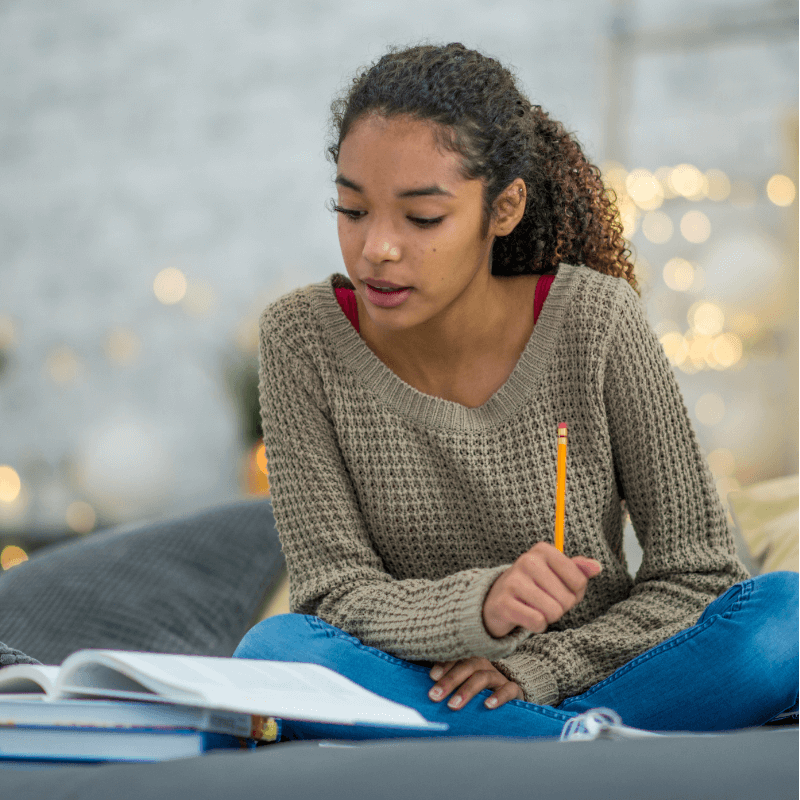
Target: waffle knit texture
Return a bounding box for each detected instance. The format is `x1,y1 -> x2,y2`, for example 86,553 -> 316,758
257,262 -> 748,707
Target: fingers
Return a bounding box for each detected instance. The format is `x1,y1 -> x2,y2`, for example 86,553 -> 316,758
427,658 -> 522,711
483,543 -> 603,637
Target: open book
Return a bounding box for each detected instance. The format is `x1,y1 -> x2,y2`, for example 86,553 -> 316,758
0,649 -> 446,732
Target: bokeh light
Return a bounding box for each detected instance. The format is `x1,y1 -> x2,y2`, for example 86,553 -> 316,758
695,393 -> 726,426
654,167 -> 679,199
680,210 -> 711,243
766,174 -> 796,206
705,169 -> 731,201
670,164 -> 707,199
0,546 -> 27,571
0,465 -> 21,504
710,333 -> 743,370
104,328 -> 141,366
689,302 -> 725,336
153,267 -> 188,305
663,257 -> 695,291
45,346 -> 82,385
0,315 -> 17,349
626,169 -> 664,210
707,448 -> 736,477
66,501 -> 97,533
659,332 -> 688,366
641,211 -> 673,243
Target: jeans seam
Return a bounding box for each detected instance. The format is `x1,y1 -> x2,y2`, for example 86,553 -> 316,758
304,615 -> 572,722
560,586 -> 751,709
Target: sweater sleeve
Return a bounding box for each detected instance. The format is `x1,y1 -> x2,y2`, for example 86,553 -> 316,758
492,283 -> 749,706
258,309 -> 532,663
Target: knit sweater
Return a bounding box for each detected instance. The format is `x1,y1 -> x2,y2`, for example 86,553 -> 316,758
257,262 -> 748,707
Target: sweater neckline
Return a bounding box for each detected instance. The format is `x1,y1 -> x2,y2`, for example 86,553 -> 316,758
312,263 -> 581,430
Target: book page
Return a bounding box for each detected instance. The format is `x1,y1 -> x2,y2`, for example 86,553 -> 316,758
0,664 -> 59,695
57,651 -> 443,729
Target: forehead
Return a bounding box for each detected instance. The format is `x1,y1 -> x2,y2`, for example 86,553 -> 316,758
338,114 -> 465,187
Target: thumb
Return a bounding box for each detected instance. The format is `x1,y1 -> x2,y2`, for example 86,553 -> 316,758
573,557 -> 603,577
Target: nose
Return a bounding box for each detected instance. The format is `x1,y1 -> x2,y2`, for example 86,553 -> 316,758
362,223 -> 401,266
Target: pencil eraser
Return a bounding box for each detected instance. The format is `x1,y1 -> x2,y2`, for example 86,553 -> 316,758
558,422 -> 567,430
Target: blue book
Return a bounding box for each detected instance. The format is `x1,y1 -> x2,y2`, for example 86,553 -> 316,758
0,724 -> 247,763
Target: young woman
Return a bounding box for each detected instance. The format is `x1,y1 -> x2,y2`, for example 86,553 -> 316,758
234,42 -> 798,740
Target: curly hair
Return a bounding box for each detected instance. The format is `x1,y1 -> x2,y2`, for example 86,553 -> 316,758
325,41 -> 639,296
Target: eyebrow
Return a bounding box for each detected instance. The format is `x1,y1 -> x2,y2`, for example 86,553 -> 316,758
335,174 -> 455,199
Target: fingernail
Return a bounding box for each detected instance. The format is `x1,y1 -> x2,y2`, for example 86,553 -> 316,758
430,667 -> 443,681
485,697 -> 498,708
448,695 -> 462,709
429,687 -> 442,700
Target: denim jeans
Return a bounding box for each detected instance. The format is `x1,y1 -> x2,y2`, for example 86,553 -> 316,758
233,571 -> 798,740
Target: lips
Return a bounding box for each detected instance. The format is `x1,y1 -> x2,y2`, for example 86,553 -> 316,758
365,281 -> 409,290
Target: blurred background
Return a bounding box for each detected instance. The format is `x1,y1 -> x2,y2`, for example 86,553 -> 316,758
0,0 -> 797,573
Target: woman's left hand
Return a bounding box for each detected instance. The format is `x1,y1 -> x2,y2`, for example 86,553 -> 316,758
428,657 -> 523,710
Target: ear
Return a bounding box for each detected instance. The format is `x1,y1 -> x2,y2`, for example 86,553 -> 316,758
491,178 -> 527,237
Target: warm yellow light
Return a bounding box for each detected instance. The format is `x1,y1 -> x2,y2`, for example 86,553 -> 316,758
153,268 -> 188,305
711,333 -> 743,369
255,443 -> 269,476
707,448 -> 735,477
626,169 -> 664,210
670,164 -> 706,198
695,393 -> 725,426
728,312 -> 760,336
617,196 -> 639,239
641,211 -> 673,243
659,332 -> 688,366
0,465 -> 22,504
235,317 -> 260,354
182,281 -> 216,317
766,174 -> 796,207
600,162 -> 629,198
663,257 -> 694,292
688,333 -> 714,362
0,315 -> 16,349
680,210 -> 711,243
104,328 -> 141,366
0,545 -> 27,571
705,169 -> 731,201
690,302 -> 725,336
66,501 -> 97,534
46,346 -> 81,385
654,167 -> 679,199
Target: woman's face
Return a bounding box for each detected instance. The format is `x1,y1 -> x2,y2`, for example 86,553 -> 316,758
335,113 -> 498,334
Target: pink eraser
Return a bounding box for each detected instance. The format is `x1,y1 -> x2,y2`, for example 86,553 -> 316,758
558,422 -> 567,430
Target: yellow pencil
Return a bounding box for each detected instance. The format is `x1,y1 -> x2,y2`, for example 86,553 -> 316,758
554,422 -> 567,552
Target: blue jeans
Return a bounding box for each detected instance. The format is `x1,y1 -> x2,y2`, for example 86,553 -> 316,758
233,571 -> 798,740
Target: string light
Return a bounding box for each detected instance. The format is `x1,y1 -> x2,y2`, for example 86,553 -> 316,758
766,174 -> 796,206
641,211 -> 673,243
153,267 -> 188,305
0,466 -> 21,504
0,546 -> 27,571
66,501 -> 97,534
663,257 -> 695,292
680,210 -> 711,243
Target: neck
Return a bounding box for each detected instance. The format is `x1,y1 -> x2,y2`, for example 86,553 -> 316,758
357,273 -> 539,388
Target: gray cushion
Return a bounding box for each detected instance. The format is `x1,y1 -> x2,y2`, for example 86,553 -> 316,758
0,498 -> 284,665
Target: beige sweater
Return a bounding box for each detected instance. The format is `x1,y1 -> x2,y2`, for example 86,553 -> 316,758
257,262 -> 748,706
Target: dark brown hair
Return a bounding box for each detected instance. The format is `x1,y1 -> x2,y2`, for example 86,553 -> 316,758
326,41 -> 639,296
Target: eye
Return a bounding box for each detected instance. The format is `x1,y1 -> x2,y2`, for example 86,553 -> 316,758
333,206 -> 444,229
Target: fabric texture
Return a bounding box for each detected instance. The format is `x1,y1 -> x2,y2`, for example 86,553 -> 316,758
257,262 -> 749,706
0,641 -> 42,667
234,571 -> 797,739
0,498 -> 284,665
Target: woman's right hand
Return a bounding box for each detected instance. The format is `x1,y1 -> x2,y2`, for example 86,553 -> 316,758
482,542 -> 603,638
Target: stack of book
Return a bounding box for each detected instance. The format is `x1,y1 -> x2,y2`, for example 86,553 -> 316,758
0,649 -> 446,764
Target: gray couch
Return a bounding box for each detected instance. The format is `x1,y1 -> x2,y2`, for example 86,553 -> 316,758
0,499 -> 796,799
